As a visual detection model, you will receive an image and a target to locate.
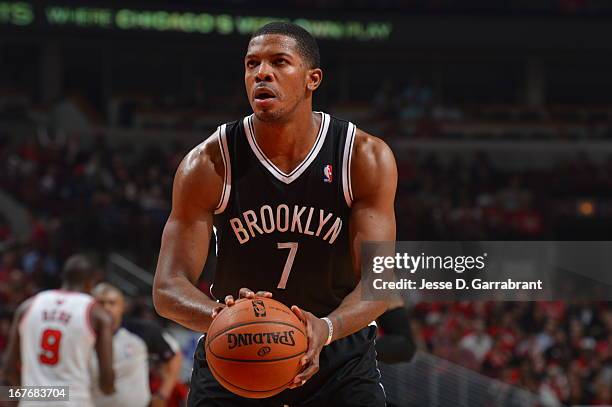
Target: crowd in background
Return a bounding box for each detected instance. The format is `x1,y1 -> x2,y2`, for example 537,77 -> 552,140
412,301 -> 611,405
2,128 -> 611,269
3,76 -> 612,141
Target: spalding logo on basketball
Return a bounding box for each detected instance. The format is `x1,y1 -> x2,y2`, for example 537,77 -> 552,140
205,298 -> 307,399
227,330 -> 295,349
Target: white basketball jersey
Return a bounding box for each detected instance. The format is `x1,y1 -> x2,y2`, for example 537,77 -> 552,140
18,290 -> 97,407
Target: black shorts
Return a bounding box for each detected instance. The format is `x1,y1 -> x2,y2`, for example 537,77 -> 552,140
187,325 -> 386,407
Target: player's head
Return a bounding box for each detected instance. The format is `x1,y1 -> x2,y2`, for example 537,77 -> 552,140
245,22 -> 322,122
92,282 -> 125,331
61,254 -> 95,292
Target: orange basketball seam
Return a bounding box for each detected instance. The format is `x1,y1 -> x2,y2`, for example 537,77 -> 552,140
207,349 -> 306,363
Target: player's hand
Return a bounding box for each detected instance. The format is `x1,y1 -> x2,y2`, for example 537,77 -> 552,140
212,288 -> 273,319
226,287 -> 273,305
289,305 -> 329,388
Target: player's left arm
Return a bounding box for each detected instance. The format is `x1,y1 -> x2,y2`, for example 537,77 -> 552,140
291,129 -> 398,386
2,298 -> 34,386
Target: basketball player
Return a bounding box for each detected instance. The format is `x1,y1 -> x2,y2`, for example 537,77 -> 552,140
2,254 -> 115,406
153,22 -> 397,406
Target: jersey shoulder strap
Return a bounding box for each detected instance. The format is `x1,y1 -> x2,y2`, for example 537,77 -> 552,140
213,118 -> 244,214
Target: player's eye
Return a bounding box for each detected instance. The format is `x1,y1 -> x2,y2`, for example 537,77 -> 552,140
274,59 -> 287,66
246,60 -> 258,69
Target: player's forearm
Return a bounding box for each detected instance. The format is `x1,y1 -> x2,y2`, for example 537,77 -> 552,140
326,282 -> 389,342
95,315 -> 116,395
153,275 -> 219,332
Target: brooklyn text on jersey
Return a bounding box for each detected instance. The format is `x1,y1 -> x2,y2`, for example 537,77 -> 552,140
229,204 -> 343,245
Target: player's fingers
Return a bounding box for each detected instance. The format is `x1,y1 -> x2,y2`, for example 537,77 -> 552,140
304,344 -> 319,363
288,358 -> 309,388
303,339 -> 322,367
255,291 -> 273,298
211,305 -> 224,319
288,379 -> 307,389
291,305 -> 306,323
294,362 -> 319,383
238,287 -> 255,299
224,295 -> 235,306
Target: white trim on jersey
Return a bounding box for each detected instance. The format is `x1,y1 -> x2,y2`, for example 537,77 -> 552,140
214,124 -> 231,214
209,284 -> 218,301
243,112 -> 330,185
342,122 -> 356,207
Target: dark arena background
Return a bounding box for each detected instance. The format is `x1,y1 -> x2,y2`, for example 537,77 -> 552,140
1,1 -> 612,406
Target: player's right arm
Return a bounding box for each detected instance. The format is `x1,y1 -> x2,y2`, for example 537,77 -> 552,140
1,298 -> 33,385
152,134 -> 225,332
90,303 -> 115,394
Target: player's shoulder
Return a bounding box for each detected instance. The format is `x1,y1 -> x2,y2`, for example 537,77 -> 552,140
180,128 -> 224,179
173,123 -> 235,212
15,295 -> 37,316
178,117 -> 246,180
13,291 -> 45,326
350,127 -> 397,200
352,127 -> 395,164
17,289 -> 60,310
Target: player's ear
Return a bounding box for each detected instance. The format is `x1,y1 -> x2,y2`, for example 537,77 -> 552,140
306,68 -> 323,92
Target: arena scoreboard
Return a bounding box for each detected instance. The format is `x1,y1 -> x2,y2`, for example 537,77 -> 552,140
0,1 -> 393,41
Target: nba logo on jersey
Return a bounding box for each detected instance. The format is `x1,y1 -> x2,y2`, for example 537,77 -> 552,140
323,165 -> 333,183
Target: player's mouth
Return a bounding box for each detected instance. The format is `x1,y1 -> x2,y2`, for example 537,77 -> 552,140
253,87 -> 278,107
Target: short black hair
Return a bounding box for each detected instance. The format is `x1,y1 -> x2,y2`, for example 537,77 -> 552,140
62,254 -> 93,286
250,22 -> 320,69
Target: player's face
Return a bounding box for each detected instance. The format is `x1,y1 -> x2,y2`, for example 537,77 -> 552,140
245,34 -> 321,122
95,290 -> 124,331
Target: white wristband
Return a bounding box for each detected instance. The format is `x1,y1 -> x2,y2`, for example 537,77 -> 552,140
321,317 -> 333,346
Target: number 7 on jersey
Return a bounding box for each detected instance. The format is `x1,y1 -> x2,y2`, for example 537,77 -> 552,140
276,242 -> 298,289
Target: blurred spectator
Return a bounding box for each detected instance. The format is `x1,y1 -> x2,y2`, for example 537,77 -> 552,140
398,77 -> 433,121
459,318 -> 493,364
93,283 -> 184,407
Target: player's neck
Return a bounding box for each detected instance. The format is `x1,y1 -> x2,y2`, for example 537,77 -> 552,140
252,106 -> 318,161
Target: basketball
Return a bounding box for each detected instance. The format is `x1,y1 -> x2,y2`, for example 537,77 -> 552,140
205,297 -> 308,398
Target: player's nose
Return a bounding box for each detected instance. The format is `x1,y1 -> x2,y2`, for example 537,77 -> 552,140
255,62 -> 273,82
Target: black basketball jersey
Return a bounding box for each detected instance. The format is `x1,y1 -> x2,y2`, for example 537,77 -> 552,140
211,112 -> 357,317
